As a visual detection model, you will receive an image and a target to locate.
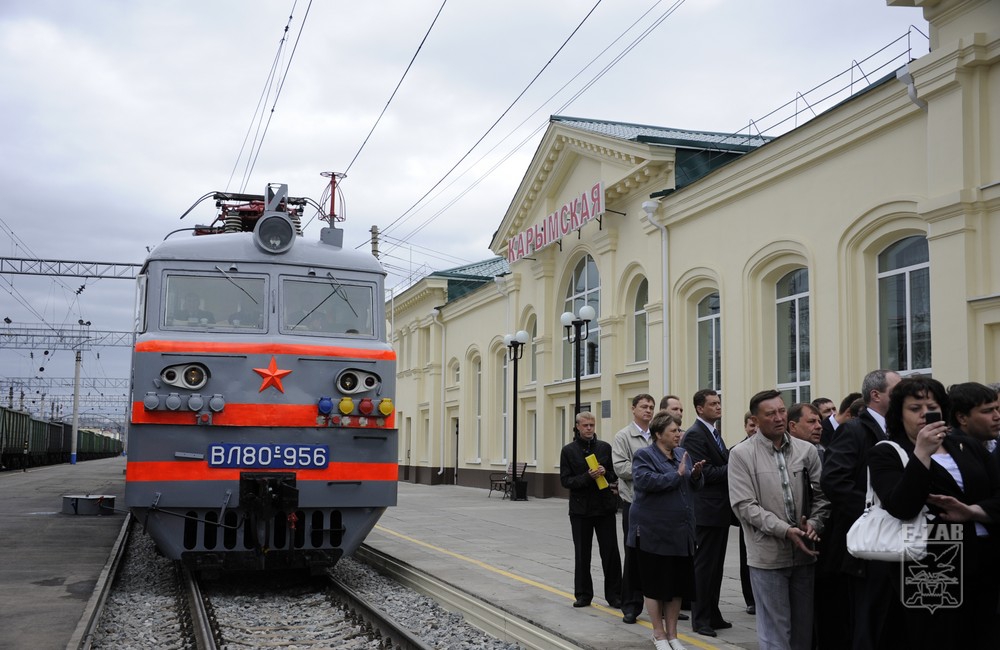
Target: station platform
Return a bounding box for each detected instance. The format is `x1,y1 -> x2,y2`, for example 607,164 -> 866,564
367,482 -> 759,650
0,456 -> 127,650
0,459 -> 760,650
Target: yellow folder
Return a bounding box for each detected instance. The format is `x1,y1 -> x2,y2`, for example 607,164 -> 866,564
585,453 -> 609,489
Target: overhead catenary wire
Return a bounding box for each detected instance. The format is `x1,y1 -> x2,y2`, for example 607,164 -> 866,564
343,0 -> 449,176
371,0 -> 605,243
226,0 -> 315,194
380,0 -> 687,252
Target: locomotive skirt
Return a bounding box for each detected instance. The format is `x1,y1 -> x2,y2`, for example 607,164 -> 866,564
630,536 -> 696,601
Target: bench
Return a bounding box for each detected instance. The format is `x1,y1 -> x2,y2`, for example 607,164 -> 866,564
488,462 -> 528,499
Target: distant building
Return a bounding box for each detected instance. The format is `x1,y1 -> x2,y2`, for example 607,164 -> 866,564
389,0 -> 1000,496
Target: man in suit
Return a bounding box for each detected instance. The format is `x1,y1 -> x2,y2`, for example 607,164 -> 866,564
682,388 -> 732,637
611,393 -> 656,624
819,392 -> 862,447
820,369 -> 901,650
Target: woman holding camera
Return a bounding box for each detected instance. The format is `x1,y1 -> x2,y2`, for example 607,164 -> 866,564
868,376 -> 1000,648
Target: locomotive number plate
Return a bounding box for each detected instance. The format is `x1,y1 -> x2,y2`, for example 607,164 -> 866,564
208,443 -> 330,469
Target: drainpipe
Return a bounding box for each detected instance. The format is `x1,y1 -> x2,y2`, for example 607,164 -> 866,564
431,308 -> 446,475
643,200 -> 669,395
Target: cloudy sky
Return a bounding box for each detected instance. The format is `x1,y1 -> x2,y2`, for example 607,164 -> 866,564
0,0 -> 928,422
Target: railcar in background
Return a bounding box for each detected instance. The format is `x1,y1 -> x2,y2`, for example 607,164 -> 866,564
0,405 -> 122,469
125,182 -> 397,572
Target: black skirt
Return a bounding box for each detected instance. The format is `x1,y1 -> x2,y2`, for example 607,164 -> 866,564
631,537 -> 696,602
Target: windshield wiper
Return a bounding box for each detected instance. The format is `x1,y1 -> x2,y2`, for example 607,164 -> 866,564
214,265 -> 259,304
326,272 -> 359,318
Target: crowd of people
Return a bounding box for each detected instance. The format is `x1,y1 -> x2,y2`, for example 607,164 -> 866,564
558,371 -> 1000,650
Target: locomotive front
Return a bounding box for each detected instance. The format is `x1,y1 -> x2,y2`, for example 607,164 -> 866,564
125,185 -> 397,572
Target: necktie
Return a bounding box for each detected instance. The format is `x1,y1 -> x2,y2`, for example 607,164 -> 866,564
713,429 -> 724,451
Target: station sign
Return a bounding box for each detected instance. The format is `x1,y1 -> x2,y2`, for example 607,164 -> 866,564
507,181 -> 604,263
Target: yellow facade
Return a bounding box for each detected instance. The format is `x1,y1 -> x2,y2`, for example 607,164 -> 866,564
391,0 -> 1000,495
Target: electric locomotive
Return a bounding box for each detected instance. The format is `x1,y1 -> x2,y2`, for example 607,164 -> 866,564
125,182 -> 397,572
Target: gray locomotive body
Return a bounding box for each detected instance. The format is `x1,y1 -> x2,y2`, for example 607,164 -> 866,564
125,197 -> 397,572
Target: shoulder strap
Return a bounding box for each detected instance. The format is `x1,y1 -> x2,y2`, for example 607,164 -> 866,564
864,440 -> 908,507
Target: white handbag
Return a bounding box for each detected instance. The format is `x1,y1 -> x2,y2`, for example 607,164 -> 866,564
846,440 -> 929,561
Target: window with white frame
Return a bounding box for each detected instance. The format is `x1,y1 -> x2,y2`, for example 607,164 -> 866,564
529,320 -> 538,383
633,278 -> 648,362
501,351 -> 508,461
474,357 -> 482,458
697,293 -> 721,391
776,268 -> 810,405
562,255 -> 601,379
878,236 -> 931,374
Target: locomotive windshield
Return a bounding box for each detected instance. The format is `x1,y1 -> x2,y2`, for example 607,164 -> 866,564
164,274 -> 266,330
281,277 -> 374,336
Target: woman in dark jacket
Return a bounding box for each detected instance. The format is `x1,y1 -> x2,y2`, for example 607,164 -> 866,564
628,411 -> 704,650
868,376 -> 1000,649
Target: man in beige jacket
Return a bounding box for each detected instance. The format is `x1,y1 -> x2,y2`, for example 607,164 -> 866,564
729,389 -> 829,650
611,393 -> 655,624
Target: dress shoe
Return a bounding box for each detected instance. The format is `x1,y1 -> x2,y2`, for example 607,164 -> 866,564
572,597 -> 591,607
607,598 -> 622,609
693,627 -> 717,637
677,612 -> 689,620
711,619 -> 733,630
746,605 -> 756,615
623,613 -> 638,624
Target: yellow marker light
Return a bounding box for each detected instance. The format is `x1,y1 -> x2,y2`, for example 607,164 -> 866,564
338,397 -> 355,415
378,398 -> 394,416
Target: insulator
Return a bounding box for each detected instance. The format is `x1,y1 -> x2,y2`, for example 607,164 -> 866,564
224,212 -> 243,233
290,212 -> 303,235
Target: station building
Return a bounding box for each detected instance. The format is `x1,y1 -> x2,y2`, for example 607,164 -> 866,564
390,0 -> 1000,496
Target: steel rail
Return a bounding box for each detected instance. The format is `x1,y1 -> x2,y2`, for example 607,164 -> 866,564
354,544 -> 581,650
70,513 -> 132,650
327,573 -> 434,650
180,566 -> 218,650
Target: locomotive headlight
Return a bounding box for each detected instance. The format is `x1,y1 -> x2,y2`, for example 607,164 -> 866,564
183,365 -> 207,389
335,369 -> 381,395
253,213 -> 296,254
160,363 -> 209,390
337,372 -> 359,393
359,398 -> 374,415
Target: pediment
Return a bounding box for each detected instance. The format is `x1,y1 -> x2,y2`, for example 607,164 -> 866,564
490,119 -> 675,256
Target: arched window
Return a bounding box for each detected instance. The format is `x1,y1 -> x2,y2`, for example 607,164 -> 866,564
633,278 -> 649,362
878,236 -> 931,374
563,255 -> 601,379
776,268 -> 810,404
697,293 -> 721,391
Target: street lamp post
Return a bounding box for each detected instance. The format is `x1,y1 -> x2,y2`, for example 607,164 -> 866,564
560,305 -> 596,417
504,329 -> 530,501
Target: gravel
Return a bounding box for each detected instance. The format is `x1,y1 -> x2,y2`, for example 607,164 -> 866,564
92,526 -> 521,650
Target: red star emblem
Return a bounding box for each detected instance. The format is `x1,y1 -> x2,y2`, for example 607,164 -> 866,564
253,356 -> 292,393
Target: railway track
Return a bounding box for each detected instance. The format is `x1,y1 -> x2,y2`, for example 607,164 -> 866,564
79,517 -> 559,649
